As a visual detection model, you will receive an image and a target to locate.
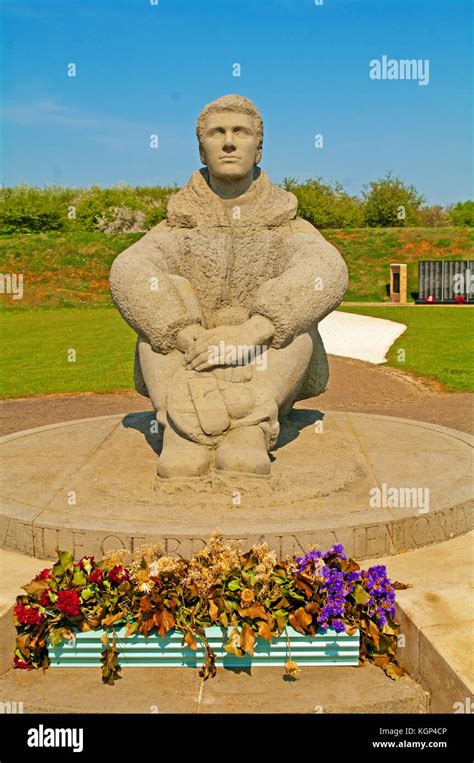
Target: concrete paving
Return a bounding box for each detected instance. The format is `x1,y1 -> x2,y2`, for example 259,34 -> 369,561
363,531 -> 474,713
319,311 -> 406,364
1,412 -> 472,561
0,660 -> 428,714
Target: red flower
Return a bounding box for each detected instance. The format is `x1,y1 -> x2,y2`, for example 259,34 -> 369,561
35,568 -> 52,581
108,566 -> 130,585
39,590 -> 52,607
14,603 -> 43,626
14,655 -> 33,670
455,296 -> 466,304
88,568 -> 104,585
56,589 -> 81,617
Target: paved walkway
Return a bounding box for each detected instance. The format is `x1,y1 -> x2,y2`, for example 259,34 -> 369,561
1,356 -> 472,437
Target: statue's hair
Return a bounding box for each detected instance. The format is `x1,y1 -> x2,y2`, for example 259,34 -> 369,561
196,94 -> 263,149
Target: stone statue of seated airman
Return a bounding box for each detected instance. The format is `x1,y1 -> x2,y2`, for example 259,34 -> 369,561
110,94 -> 348,481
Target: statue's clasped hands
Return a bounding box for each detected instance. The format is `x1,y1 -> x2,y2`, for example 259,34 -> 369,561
177,315 -> 275,372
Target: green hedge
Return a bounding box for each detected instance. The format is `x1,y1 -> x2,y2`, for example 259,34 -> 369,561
0,178 -> 472,233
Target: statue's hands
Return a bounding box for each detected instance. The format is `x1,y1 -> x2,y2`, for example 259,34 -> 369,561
176,323 -> 207,353
184,315 -> 275,372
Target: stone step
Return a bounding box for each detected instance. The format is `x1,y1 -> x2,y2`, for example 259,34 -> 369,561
0,662 -> 428,714
363,531 -> 474,713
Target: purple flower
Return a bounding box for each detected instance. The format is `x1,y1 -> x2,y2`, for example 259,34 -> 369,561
360,564 -> 398,625
323,544 -> 347,561
295,547 -> 399,634
296,548 -> 323,573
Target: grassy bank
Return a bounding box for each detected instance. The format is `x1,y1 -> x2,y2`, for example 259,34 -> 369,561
0,227 -> 472,309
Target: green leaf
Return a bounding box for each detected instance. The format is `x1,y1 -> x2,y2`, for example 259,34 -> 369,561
80,587 -> 94,601
227,579 -> 241,591
289,591 -> 306,601
58,551 -> 74,570
73,570 -> 87,586
52,561 -> 65,580
48,627 -> 65,648
247,571 -> 256,587
353,584 -> 372,606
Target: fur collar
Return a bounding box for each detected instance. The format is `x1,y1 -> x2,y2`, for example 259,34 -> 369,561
166,167 -> 297,230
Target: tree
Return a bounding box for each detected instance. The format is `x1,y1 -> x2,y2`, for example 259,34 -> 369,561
362,172 -> 425,227
447,201 -> 474,226
281,177 -> 364,228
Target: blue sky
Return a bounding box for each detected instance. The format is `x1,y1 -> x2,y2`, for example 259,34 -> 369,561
1,0 -> 472,204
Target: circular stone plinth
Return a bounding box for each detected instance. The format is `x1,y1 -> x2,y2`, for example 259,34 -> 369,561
0,411 -> 472,560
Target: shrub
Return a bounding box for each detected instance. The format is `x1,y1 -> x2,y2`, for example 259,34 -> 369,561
362,172 -> 425,227
96,206 -> 147,233
71,184 -> 169,231
0,180 -> 470,233
0,184 -> 74,233
0,183 -> 178,234
282,177 -> 365,228
417,205 -> 450,227
447,200 -> 474,227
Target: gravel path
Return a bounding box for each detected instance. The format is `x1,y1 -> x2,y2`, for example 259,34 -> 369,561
1,356 -> 472,437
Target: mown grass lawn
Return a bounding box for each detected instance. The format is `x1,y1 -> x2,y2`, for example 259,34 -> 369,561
0,305 -> 472,398
0,308 -> 137,397
340,305 -> 474,391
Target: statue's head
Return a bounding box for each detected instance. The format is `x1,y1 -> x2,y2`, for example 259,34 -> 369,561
196,94 -> 263,182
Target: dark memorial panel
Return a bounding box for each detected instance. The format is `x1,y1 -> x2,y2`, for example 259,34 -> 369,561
417,260 -> 473,302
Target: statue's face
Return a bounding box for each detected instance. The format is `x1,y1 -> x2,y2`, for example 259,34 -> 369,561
199,110 -> 262,180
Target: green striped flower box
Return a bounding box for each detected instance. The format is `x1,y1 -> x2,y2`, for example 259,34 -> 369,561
48,626 -> 360,668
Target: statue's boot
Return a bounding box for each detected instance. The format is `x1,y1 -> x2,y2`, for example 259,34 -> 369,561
157,424 -> 211,478
215,425 -> 271,476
